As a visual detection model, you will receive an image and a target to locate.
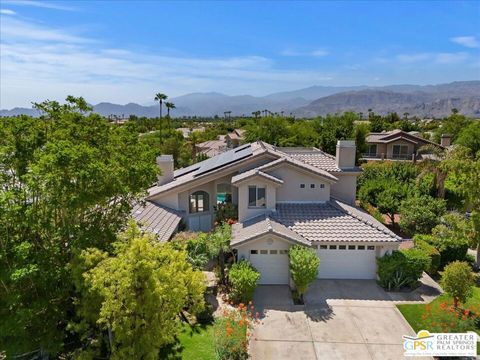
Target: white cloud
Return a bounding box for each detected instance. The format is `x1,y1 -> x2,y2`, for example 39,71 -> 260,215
395,52 -> 469,64
280,48 -> 329,57
2,0 -> 76,11
450,36 -> 479,48
0,17 -> 334,108
0,9 -> 16,15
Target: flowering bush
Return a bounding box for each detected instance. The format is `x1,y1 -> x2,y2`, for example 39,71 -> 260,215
421,300 -> 480,333
213,303 -> 258,360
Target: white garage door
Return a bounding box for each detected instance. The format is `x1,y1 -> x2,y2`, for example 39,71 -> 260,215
316,244 -> 377,279
250,250 -> 289,285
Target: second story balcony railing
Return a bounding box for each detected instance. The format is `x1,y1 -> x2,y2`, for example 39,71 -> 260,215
362,153 -> 415,161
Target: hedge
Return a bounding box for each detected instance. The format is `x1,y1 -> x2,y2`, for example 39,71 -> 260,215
413,238 -> 441,275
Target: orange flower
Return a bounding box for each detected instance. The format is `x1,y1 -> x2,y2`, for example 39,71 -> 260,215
440,302 -> 448,310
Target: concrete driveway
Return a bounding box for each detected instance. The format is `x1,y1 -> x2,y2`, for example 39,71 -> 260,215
250,280 -> 434,360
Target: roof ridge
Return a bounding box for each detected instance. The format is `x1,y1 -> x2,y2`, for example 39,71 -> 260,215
329,199 -> 400,240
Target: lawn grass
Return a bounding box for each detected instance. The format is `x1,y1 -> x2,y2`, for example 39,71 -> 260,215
159,322 -> 215,360
397,287 -> 480,354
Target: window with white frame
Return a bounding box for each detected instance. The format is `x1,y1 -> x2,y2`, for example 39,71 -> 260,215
248,185 -> 266,207
392,144 -> 409,159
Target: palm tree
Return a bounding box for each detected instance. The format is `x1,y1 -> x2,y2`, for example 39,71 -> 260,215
403,112 -> 409,120
165,102 -> 175,117
154,93 -> 168,119
417,144 -> 449,198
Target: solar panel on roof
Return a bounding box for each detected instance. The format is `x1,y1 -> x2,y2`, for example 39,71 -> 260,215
195,144 -> 252,177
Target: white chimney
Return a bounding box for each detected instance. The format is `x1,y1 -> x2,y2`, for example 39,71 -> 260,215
440,134 -> 452,147
336,140 -> 356,169
156,155 -> 174,185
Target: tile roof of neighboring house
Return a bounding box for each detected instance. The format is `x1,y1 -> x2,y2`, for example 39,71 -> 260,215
271,200 -> 401,243
196,139 -> 226,150
131,201 -> 184,241
231,214 -> 311,247
280,147 -> 342,172
366,129 -> 444,148
231,169 -> 284,185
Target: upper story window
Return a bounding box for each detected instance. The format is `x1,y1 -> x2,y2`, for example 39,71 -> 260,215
300,184 -> 305,189
189,191 -> 209,213
320,184 -> 325,189
248,186 -> 266,208
310,184 -> 315,189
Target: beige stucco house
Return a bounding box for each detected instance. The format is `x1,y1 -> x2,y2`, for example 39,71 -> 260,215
363,129 -> 447,162
133,140 -> 401,284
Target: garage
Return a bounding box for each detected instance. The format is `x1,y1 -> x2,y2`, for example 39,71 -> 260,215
249,249 -> 290,285
316,244 -> 377,279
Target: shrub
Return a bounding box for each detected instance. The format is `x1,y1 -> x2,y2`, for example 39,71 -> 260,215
214,202 -> 238,223
377,249 -> 430,290
413,237 -> 441,275
171,232 -> 210,270
289,245 -> 320,300
213,304 -> 255,360
420,223 -> 469,269
440,261 -> 475,308
228,261 -> 260,304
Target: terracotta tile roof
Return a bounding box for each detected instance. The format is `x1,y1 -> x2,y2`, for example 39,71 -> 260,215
131,201 -> 184,241
272,200 -> 400,243
231,169 -> 284,185
231,214 -> 311,247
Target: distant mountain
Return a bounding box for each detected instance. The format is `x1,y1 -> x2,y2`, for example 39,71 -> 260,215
1,81 -> 479,118
293,81 -> 480,118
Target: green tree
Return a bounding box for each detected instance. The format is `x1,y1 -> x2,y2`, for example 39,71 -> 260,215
399,195 -> 446,236
456,122 -> 480,157
289,245 -> 320,301
84,222 -> 206,359
207,223 -> 232,284
0,98 -> 158,357
376,183 -> 408,226
440,261 -> 474,308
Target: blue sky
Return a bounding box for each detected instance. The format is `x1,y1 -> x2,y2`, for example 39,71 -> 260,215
1,0 -> 479,108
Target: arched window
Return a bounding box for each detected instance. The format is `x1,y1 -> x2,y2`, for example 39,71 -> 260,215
189,191 -> 210,213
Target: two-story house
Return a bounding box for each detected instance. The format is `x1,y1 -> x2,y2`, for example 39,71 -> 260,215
362,129 -> 447,162
133,141 -> 401,285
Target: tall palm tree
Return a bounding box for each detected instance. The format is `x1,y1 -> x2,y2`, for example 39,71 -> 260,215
154,93 -> 168,119
165,102 -> 175,117
417,144 -> 449,198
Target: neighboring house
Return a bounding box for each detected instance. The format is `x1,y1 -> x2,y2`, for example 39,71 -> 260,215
362,129 -> 448,162
176,127 -> 205,139
195,139 -> 227,158
226,129 -> 246,149
133,141 -> 401,284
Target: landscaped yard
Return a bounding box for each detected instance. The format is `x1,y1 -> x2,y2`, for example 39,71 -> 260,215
398,286 -> 480,354
160,322 -> 215,360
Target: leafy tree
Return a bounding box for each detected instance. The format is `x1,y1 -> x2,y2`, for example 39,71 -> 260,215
430,213 -> 470,268
376,184 -> 407,226
433,112 -> 472,143
228,261 -> 260,303
440,261 -> 474,308
456,122 -> 480,154
289,245 -> 320,301
82,222 -> 205,359
0,98 -> 158,357
399,195 -> 446,236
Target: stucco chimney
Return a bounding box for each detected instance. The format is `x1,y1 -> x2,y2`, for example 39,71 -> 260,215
440,134 -> 452,147
336,140 -> 356,169
156,155 -> 174,185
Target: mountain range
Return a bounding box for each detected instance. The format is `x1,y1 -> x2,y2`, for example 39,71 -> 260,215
1,81 -> 479,118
